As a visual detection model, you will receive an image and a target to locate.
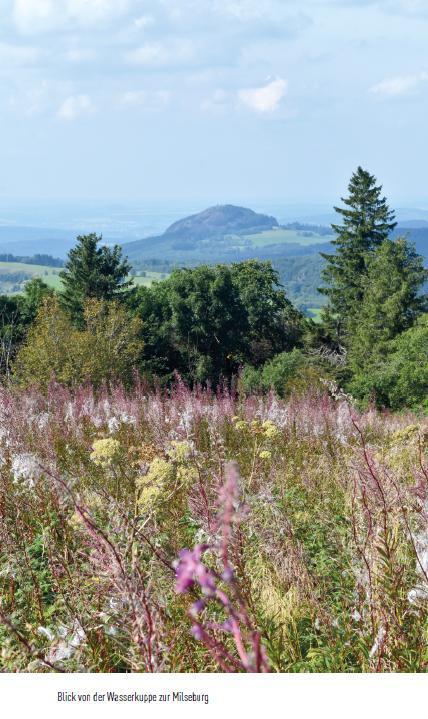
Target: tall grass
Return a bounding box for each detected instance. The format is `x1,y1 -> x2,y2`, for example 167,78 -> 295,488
0,379 -> 426,672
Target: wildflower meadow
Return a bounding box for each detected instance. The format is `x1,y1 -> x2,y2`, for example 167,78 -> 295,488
0,379 -> 426,673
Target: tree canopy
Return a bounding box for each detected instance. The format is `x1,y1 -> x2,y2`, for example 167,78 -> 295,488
14,297 -> 142,389
135,260 -> 305,386
348,237 -> 427,375
59,233 -> 133,324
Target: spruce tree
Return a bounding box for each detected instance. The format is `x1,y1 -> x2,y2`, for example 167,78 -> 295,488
320,167 -> 397,343
60,233 -> 133,324
348,237 -> 427,376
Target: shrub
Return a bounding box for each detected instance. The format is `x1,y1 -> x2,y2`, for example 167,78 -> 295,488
241,349 -> 307,397
349,314 -> 428,411
13,297 -> 142,389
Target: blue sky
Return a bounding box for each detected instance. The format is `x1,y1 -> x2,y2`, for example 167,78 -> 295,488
1,0 -> 428,205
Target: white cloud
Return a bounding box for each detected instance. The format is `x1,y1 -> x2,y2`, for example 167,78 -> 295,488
201,88 -> 231,113
67,0 -> 130,26
156,0 -> 310,38
8,82 -> 49,116
121,90 -> 147,106
57,93 -> 94,120
208,88 -> 229,103
133,15 -> 154,30
370,72 -> 428,97
126,43 -> 166,66
13,0 -> 60,34
0,41 -> 40,65
7,79 -> 70,117
120,89 -> 171,109
125,41 -> 194,67
238,77 -> 287,112
24,86 -> 50,115
222,0 -> 280,22
64,48 -> 96,63
383,0 -> 428,16
13,0 -> 131,34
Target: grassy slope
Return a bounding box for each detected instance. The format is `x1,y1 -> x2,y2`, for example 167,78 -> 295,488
122,227 -> 334,261
0,262 -> 63,292
243,228 -> 333,248
0,261 -> 62,276
132,271 -> 169,287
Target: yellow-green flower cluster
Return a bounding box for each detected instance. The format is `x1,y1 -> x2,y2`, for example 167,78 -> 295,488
391,425 -> 421,446
90,438 -> 122,467
232,416 -> 281,439
261,420 -> 280,439
137,457 -> 174,511
259,450 -> 272,461
137,441 -> 197,512
167,440 -> 193,463
168,441 -> 198,485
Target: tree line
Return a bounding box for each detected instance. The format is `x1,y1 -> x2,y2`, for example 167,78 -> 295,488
0,166 -> 426,410
0,253 -> 64,267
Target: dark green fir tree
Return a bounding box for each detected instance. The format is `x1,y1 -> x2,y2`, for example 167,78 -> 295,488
348,237 -> 427,383
320,167 -> 397,344
60,233 -> 133,324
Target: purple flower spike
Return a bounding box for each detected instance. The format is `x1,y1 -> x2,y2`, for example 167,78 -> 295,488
190,599 -> 206,618
175,544 -> 210,594
221,567 -> 234,583
191,624 -> 204,641
197,564 -> 217,596
220,619 -> 234,633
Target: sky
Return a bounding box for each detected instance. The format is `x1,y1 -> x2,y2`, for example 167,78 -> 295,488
1,0 -> 428,206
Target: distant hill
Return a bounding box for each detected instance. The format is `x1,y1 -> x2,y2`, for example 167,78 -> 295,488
392,227 -> 428,263
164,204 -> 278,239
396,220 -> 428,229
0,227 -> 77,258
121,204 -> 280,260
119,206 -> 336,311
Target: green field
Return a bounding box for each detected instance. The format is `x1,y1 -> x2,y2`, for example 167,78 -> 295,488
0,261 -> 62,277
244,228 -> 333,248
0,262 -> 63,291
132,271 -> 169,287
306,307 -> 323,322
0,262 -> 167,295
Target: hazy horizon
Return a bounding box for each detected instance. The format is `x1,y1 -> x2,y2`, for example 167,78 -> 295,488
1,197 -> 428,240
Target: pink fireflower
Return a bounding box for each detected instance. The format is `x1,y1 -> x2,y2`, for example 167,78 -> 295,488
175,545 -> 216,596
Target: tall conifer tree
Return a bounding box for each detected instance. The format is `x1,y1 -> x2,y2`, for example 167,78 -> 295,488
60,233 -> 133,324
320,167 -> 397,343
348,237 -> 427,375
